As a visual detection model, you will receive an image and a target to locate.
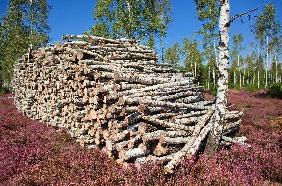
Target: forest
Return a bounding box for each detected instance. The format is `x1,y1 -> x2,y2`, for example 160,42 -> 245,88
0,0 -> 282,185
0,0 -> 281,93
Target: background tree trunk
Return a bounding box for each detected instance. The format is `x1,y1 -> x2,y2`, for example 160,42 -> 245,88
233,70 -> 236,86
258,70 -> 260,89
208,64 -> 211,90
275,54 -> 278,83
238,55 -> 241,88
265,36 -> 269,88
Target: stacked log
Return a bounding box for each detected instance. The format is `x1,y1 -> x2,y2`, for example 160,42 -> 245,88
13,35 -> 243,173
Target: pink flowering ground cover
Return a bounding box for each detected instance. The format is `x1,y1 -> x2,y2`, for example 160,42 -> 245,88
0,90 -> 281,186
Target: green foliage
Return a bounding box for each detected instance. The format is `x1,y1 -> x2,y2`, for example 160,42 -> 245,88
89,23 -> 110,38
255,55 -> 264,73
230,34 -> 244,70
164,43 -> 180,68
194,0 -> 219,91
0,86 -> 10,95
147,35 -> 155,49
0,0 -> 50,90
90,0 -> 172,48
182,38 -> 206,84
232,34 -> 244,54
27,0 -> 50,48
165,38 -> 212,87
194,0 -> 219,37
267,83 -> 282,98
252,3 -> 281,73
229,34 -> 244,85
209,83 -> 217,96
253,3 -> 280,46
194,0 -> 219,48
244,84 -> 261,92
268,36 -> 282,55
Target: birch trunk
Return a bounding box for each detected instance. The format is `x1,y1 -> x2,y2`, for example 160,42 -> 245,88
213,70 -> 216,86
206,0 -> 230,152
161,36 -> 165,64
265,36 -> 269,88
258,69 -> 260,89
275,54 -> 278,83
125,0 -> 132,38
194,60 -> 197,78
243,68 -> 245,86
247,69 -> 249,85
252,70 -> 255,85
208,65 -> 211,90
233,70 -> 236,86
238,54 -> 241,88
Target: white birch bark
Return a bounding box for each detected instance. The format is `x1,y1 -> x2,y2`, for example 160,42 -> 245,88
252,70 -> 255,85
194,60 -> 197,78
206,0 -> 230,152
125,0 -> 132,38
161,37 -> 165,64
257,46 -> 260,88
258,69 -> 260,89
13,33 -> 244,171
238,54 -> 241,88
233,70 -> 236,86
208,64 -> 211,90
265,36 -> 269,88
243,68 -> 245,86
275,54 -> 278,83
247,69 -> 249,85
213,69 -> 216,86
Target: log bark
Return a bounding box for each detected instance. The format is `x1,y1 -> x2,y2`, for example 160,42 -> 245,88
13,34 -> 243,173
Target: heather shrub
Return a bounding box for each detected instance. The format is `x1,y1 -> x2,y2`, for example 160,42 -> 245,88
1,91 -> 282,185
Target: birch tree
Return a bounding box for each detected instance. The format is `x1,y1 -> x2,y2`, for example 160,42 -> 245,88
256,54 -> 264,88
183,38 -> 202,78
194,0 -> 219,90
232,34 -> 244,88
164,43 -> 181,68
0,0 -> 49,90
253,3 -> 281,88
90,0 -> 172,49
144,0 -> 172,60
245,53 -> 256,86
205,0 -> 230,152
268,37 -> 281,83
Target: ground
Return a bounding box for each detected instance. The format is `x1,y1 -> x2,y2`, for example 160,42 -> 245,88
0,90 -> 281,185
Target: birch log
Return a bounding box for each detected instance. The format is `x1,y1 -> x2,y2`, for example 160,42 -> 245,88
13,34 -> 242,172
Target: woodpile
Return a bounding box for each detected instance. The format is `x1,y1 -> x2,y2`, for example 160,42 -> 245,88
13,35 -> 243,173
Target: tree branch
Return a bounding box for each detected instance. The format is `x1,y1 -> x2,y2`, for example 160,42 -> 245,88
226,8 -> 258,27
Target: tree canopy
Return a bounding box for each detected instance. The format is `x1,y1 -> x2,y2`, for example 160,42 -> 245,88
90,0 -> 172,48
0,0 -> 50,89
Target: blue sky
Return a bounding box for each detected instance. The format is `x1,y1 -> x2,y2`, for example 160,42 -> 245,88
0,0 -> 281,59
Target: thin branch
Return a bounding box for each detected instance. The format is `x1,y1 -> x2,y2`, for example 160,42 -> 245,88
226,8 -> 258,27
